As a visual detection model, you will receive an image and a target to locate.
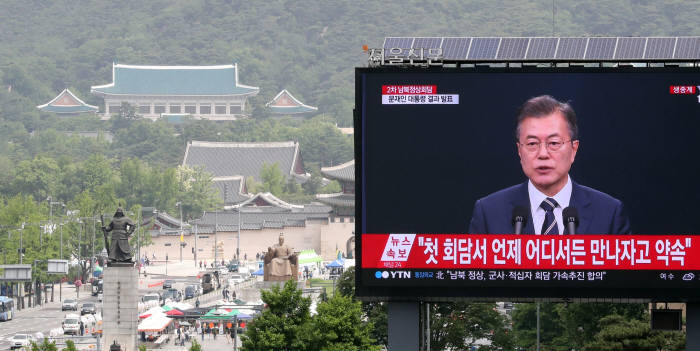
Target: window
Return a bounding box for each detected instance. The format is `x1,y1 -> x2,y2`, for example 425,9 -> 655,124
185,105 -> 196,114
138,105 -> 151,114
199,104 -> 211,114
170,104 -> 181,113
109,105 -> 121,114
215,104 -> 227,114
154,105 -> 166,114
229,105 -> 242,114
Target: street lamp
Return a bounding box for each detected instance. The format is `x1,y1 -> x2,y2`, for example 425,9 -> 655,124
176,202 -> 183,263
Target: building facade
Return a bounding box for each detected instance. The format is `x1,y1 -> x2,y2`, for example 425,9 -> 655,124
91,64 -> 259,120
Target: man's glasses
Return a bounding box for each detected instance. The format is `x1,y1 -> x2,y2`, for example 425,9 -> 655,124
519,140 -> 572,152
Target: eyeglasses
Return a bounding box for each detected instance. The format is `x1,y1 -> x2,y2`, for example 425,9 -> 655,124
519,140 -> 572,153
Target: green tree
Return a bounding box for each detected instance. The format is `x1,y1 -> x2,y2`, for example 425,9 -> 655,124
30,338 -> 58,351
430,302 -> 514,351
62,340 -> 77,351
241,279 -> 312,351
310,294 -> 381,351
335,267 -> 387,348
257,163 -> 285,196
176,165 -> 221,219
582,314 -> 684,351
9,156 -> 60,200
188,340 -> 202,351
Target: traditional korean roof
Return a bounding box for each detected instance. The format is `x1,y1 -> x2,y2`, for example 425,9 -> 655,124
321,160 -> 354,183
37,89 -> 98,114
142,210 -> 191,236
226,192 -> 303,210
183,141 -> 307,181
91,63 -> 259,96
195,195 -> 332,232
315,193 -> 355,208
212,176 -> 251,205
266,89 -> 318,114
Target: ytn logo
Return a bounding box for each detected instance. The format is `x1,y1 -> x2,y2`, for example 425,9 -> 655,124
375,271 -> 411,279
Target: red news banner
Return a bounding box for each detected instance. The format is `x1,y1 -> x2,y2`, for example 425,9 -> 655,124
362,234 -> 700,270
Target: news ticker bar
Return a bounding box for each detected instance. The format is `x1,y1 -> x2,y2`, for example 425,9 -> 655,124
361,269 -> 699,289
361,234 -> 697,270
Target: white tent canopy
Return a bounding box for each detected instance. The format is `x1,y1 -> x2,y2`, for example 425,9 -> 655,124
138,314 -> 172,332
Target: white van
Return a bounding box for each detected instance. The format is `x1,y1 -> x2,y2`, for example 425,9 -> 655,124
62,313 -> 81,335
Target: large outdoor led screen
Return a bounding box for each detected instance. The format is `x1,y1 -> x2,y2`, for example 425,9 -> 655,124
355,66 -> 700,301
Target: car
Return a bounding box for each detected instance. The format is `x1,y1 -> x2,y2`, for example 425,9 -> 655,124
62,314 -> 81,335
9,334 -> 35,349
228,274 -> 245,286
162,279 -> 175,289
62,299 -> 78,311
81,303 -> 96,315
161,288 -> 182,302
184,284 -> 200,299
142,293 -> 162,306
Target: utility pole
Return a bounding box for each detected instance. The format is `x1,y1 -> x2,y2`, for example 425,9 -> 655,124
215,211 -> 218,267
237,205 -> 241,263
177,202 -> 183,263
137,210 -> 141,266
194,222 -> 198,268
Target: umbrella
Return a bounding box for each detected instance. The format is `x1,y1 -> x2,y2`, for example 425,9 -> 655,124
251,268 -> 264,276
139,306 -> 165,319
161,305 -> 173,312
234,312 -> 253,319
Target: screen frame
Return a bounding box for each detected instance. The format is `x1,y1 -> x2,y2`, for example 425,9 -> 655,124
354,65 -> 700,302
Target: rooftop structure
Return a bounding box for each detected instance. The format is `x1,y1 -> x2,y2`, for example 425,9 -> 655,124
316,160 -> 355,216
266,89 -> 318,115
183,141 -> 308,182
37,89 -> 98,115
91,64 -> 259,120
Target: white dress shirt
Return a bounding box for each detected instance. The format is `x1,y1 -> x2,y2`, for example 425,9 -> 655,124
528,175 -> 572,235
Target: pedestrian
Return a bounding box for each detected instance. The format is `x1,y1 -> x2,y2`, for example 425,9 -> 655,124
204,260 -> 207,268
79,321 -> 84,336
232,289 -> 236,300
195,298 -> 200,308
199,261 -> 202,269
200,325 -> 204,341
244,253 -> 247,261
213,325 -> 217,340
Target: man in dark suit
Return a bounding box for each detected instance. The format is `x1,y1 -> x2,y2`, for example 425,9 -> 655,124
469,95 -> 630,235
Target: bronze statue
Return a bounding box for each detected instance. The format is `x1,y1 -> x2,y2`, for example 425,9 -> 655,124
263,233 -> 298,281
101,207 -> 135,263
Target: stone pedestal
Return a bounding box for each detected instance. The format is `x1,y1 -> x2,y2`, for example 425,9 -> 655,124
102,263 -> 138,351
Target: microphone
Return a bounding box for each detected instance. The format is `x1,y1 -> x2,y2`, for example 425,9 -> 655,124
512,206 -> 528,234
563,207 -> 579,235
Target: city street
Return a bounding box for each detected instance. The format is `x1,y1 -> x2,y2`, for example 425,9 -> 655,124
0,259 -> 255,350
0,284 -> 97,350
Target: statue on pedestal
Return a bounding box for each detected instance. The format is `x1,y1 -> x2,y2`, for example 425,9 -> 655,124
264,233 -> 298,281
101,207 -> 136,264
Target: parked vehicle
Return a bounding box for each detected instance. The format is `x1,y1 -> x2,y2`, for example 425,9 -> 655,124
81,302 -> 96,315
91,279 -> 103,296
62,314 -> 81,335
62,299 -> 78,311
161,288 -> 182,302
9,334 -> 35,349
228,274 -> 245,286
142,293 -> 162,306
201,273 -> 216,294
184,284 -> 200,299
162,279 -> 174,289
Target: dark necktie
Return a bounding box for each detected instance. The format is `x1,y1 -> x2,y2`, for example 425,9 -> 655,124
540,197 -> 559,235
